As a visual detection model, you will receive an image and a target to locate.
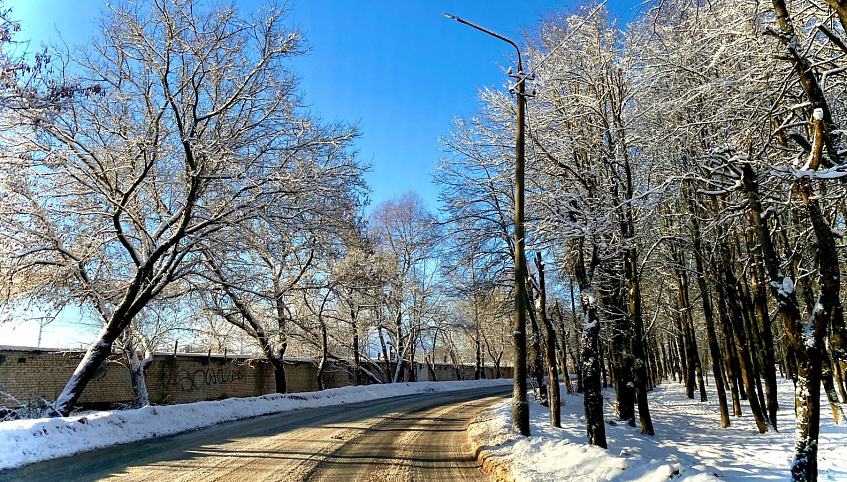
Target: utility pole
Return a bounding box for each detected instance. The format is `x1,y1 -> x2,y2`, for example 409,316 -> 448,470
444,13 -> 530,436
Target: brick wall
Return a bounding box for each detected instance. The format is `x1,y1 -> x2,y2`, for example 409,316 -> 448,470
0,346 -> 512,409
0,348 -> 133,407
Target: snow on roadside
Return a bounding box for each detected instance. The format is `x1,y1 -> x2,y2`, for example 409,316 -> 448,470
0,378 -> 511,470
469,377 -> 847,481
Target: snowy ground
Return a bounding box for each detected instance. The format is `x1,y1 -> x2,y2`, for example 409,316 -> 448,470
469,377 -> 847,481
0,378 -> 511,470
4,376 -> 845,480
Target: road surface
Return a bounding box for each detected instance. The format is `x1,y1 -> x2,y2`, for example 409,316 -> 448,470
4,385 -> 510,481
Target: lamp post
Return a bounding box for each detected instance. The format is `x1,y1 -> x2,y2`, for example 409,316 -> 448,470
444,13 -> 530,436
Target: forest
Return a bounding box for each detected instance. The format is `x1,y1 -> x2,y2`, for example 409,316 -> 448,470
1,0 -> 846,480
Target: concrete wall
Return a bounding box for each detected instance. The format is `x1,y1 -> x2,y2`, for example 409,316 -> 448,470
416,362 -> 507,382
0,346 -> 512,409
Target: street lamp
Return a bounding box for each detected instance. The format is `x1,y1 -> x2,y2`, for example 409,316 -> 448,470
444,13 -> 530,436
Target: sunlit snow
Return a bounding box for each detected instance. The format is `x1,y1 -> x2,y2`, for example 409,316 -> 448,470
470,376 -> 847,481
0,379 -> 510,470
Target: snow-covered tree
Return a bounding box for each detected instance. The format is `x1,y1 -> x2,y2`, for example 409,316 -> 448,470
368,192 -> 441,383
0,0 -> 361,415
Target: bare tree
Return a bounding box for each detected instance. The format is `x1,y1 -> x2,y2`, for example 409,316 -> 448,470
368,192 -> 441,383
632,0 -> 847,476
0,0 -> 353,415
329,227 -> 393,385
201,230 -> 316,394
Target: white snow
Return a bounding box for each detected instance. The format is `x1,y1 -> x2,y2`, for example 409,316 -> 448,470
469,376 -> 847,481
0,378 -> 511,470
5,376 -> 846,480
778,164 -> 847,180
781,276 -> 795,295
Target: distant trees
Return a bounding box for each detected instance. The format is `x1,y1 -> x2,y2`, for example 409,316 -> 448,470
328,224 -> 392,384
368,192 -> 441,383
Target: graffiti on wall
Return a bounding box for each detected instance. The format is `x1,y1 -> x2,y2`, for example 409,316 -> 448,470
177,367 -> 245,391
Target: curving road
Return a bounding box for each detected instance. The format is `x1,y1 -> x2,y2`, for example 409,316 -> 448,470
4,385 -> 510,481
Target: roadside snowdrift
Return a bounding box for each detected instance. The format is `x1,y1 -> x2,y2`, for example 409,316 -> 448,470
0,378 -> 511,470
469,377 -> 847,481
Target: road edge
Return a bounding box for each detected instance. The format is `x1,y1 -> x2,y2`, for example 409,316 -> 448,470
466,403 -> 517,482
0,379 -> 514,471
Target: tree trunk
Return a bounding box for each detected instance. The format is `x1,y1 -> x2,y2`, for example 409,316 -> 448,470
407,326 -> 418,382
746,229 -> 780,428
486,337 -> 504,379
378,326 -> 391,382
570,334 -> 584,393
394,309 -> 405,383
735,243 -> 771,423
267,356 -> 285,394
665,209 -> 703,401
610,305 -> 636,426
535,253 -> 561,427
665,340 -> 678,383
527,293 -> 548,406
673,313 -> 690,392
580,288 -> 606,448
555,303 -> 573,394
425,356 -> 439,381
573,238 -> 606,448
627,247 -> 654,435
792,357 -> 823,480
351,308 -> 361,386
569,285 -> 585,393
659,342 -> 670,383
53,321 -> 124,415
741,161 -> 828,479
128,346 -> 153,408
835,360 -> 847,403
475,328 -> 482,380
449,349 -> 464,381
719,240 -> 770,433
687,181 -> 731,426
130,365 -> 150,408
823,355 -> 845,424
716,282 -> 744,417
317,321 -> 328,390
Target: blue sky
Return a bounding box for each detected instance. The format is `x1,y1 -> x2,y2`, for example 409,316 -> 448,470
9,0 -> 642,211
3,0 -> 642,347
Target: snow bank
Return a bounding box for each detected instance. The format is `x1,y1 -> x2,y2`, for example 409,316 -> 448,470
0,378 -> 511,470
469,377 -> 847,481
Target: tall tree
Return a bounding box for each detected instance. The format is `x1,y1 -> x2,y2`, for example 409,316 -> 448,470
0,0 -> 360,415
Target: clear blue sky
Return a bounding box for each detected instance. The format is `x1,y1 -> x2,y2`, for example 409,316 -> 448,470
3,0 -> 641,348
9,0 -> 642,211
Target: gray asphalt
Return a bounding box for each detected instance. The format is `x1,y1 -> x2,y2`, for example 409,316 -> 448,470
2,385 -> 510,481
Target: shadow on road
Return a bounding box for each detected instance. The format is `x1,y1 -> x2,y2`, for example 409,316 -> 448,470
3,385 -> 509,482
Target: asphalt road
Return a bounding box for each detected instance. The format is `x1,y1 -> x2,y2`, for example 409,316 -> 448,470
3,385 -> 510,481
